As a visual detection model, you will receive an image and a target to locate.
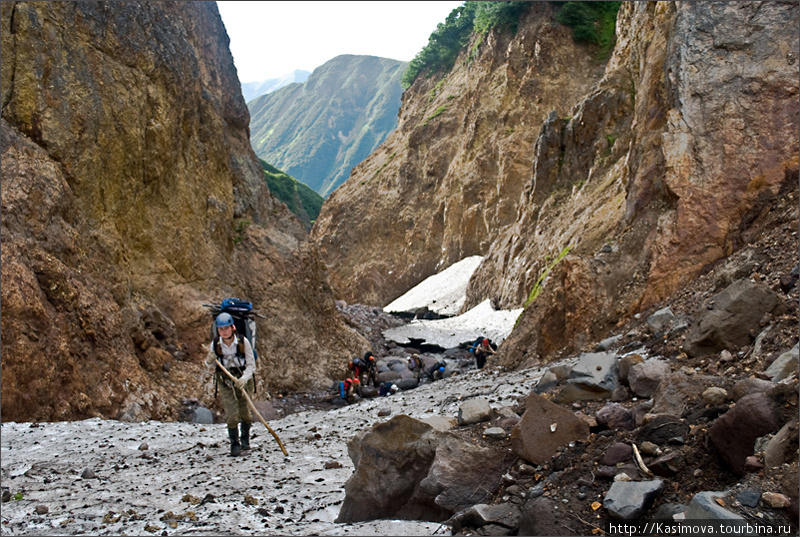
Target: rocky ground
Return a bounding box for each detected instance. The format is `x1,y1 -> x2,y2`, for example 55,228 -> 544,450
1,191 -> 797,536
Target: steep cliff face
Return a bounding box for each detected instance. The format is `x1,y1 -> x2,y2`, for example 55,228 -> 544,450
311,3 -> 606,306
1,1 -> 366,422
311,1 -> 798,368
485,1 -> 799,368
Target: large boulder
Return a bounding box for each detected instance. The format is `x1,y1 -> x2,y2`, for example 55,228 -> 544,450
707,392 -> 782,475
555,352 -> 620,403
685,279 -> 782,356
337,415 -> 515,523
511,392 -> 590,465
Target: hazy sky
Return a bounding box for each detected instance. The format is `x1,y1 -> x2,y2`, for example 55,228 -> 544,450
217,1 -> 465,83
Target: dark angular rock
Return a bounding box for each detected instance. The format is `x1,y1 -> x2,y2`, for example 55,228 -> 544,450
707,392 -> 781,475
604,480 -> 664,521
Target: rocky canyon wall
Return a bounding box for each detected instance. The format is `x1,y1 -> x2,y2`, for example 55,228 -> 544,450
311,2 -> 606,306
490,1 -> 799,368
311,2 -> 798,368
1,1 -> 367,422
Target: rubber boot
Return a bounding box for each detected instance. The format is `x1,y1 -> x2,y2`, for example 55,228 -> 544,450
228,427 -> 241,457
240,422 -> 251,450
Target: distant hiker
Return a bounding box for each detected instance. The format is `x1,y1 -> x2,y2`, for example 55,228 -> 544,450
205,312 -> 256,457
379,382 -> 399,396
427,359 -> 447,381
362,351 -> 378,387
474,337 -> 496,369
347,357 -> 366,384
339,377 -> 361,404
407,354 -> 425,382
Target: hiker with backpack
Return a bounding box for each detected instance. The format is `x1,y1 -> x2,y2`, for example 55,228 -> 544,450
205,312 -> 256,457
407,354 -> 425,383
362,351 -> 378,387
473,337 -> 496,369
426,359 -> 447,381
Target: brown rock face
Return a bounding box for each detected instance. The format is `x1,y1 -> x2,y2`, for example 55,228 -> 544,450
311,3 -> 606,306
314,2 -> 798,371
1,2 -> 366,422
482,1 -> 799,368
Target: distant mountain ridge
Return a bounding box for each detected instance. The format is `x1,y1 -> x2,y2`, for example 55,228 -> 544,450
241,69 -> 310,103
248,55 -> 407,197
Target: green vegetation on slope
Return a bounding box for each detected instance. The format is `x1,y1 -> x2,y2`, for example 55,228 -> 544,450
260,159 -> 324,231
401,1 -> 621,89
249,55 -> 407,198
553,1 -> 622,58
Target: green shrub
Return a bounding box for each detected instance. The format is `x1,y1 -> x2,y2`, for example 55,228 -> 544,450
401,2 -> 531,90
258,159 -> 323,230
553,1 -> 621,58
524,246 -> 571,307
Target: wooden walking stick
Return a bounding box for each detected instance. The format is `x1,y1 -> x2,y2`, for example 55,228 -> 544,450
215,360 -> 288,456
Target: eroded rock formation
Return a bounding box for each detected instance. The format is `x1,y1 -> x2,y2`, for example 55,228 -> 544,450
0,1 -> 367,422
311,2 -> 799,369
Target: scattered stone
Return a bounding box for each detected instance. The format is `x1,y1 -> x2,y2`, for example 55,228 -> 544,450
139,442 -> 149,451
647,307 -> 675,333
421,416 -> 457,431
597,335 -> 623,352
702,387 -> 728,406
764,344 -> 798,382
649,452 -> 683,477
458,398 -> 493,425
639,441 -> 662,456
192,407 -> 214,424
324,461 -> 343,469
707,392 -> 781,475
761,492 -> 791,509
731,378 -> 775,401
556,353 -> 620,403
764,418 -> 799,468
636,416 -> 689,446
649,503 -> 687,521
628,361 -> 671,398
602,443 -> 632,465
534,371 -> 559,393
596,403 -> 635,431
377,408 -> 391,417
685,491 -> 746,521
484,427 -> 507,439
618,354 -> 645,384
448,502 -> 521,534
685,279 -> 782,356
35,505 -> 49,514
603,480 -> 664,521
81,468 -> 97,479
736,489 -> 761,508
744,456 -> 764,473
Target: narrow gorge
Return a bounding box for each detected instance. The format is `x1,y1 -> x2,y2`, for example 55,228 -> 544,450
1,2 -> 798,536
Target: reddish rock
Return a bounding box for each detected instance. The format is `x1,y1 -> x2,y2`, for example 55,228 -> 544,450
511,393 -> 590,465
707,392 -> 781,475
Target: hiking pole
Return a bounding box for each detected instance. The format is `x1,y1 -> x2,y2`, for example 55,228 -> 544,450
215,360 -> 288,456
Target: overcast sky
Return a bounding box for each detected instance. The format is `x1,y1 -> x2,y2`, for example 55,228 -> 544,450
216,1 -> 465,83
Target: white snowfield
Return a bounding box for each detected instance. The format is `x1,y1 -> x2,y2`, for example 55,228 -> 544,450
382,256 -> 523,348
383,255 -> 483,316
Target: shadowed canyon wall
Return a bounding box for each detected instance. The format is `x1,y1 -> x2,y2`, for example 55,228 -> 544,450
1,1 -> 367,422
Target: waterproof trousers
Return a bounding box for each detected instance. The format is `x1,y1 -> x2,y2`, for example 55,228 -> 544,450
217,374 -> 255,429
